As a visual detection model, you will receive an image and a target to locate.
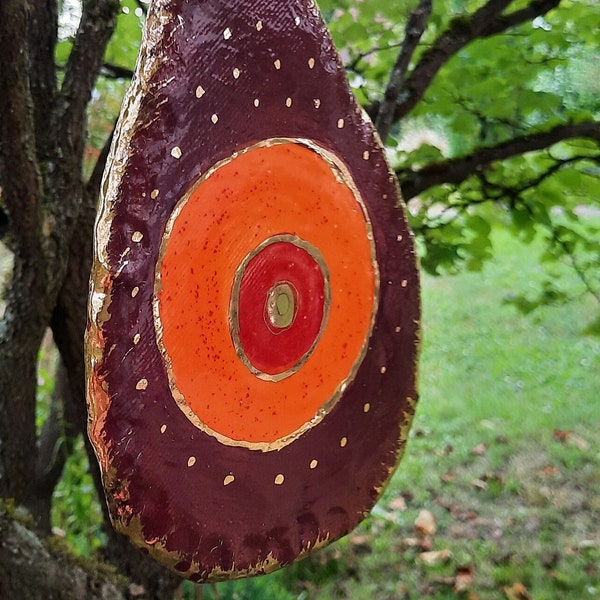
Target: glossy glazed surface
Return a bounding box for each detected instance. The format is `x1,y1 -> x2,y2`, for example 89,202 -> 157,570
87,0 -> 420,582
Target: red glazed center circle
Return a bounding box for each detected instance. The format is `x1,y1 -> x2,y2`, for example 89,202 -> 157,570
231,237 -> 329,380
154,141 -> 377,447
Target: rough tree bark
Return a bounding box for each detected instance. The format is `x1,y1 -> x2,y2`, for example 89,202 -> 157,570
0,0 -> 180,597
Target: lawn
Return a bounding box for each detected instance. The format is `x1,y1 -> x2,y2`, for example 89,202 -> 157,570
182,228 -> 599,599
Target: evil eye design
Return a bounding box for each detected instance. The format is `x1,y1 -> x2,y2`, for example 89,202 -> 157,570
154,140 -> 378,451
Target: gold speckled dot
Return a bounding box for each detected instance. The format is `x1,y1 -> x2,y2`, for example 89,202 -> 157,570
313,98 -> 321,109
211,113 -> 219,124
160,424 -> 167,434
337,118 -> 345,128
363,403 -> 371,413
256,20 -> 263,31
233,67 -> 240,79
340,436 -> 348,448
187,456 -> 196,467
195,85 -> 205,98
295,16 -> 301,25
274,59 -> 281,70
274,473 -> 285,485
253,98 -> 260,107
363,150 -> 370,160
150,189 -> 159,199
133,333 -> 141,345
397,234 -> 403,242
136,378 -> 148,390
310,459 -> 318,469
380,366 -> 387,374
132,231 -> 143,243
395,326 -> 401,333
224,474 -> 235,486
308,57 -> 315,69
223,27 -> 232,40
131,286 -> 139,298
285,97 -> 293,107
401,279 -> 408,288
170,146 -> 182,159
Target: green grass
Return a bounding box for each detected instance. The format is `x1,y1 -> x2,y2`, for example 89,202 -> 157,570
181,228 -> 599,600
39,226 -> 598,598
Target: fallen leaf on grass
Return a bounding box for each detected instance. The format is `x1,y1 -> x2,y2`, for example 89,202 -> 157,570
436,444 -> 454,457
471,443 -> 487,456
403,536 -> 433,551
388,496 -> 407,511
552,429 -> 590,450
432,566 -> 477,596
440,470 -> 456,483
540,465 -> 560,477
503,582 -> 531,600
418,549 -> 453,566
435,498 -> 480,522
370,504 -> 398,524
415,509 -> 436,537
471,478 -> 488,490
349,533 -> 372,554
454,565 -> 475,592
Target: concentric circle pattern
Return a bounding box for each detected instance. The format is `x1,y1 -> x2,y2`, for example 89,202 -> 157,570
154,140 -> 378,449
232,236 -> 330,380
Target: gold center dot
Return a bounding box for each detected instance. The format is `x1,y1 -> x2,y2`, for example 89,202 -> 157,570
266,283 -> 296,329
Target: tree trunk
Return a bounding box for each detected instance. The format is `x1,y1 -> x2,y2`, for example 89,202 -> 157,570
0,509 -> 128,600
0,0 -> 182,596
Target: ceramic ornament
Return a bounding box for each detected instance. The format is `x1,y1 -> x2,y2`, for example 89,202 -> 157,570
86,0 -> 420,582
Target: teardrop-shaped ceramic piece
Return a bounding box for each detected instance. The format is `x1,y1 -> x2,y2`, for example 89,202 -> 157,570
87,0 -> 420,582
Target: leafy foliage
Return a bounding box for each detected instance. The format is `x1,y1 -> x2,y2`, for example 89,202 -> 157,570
320,0 -> 600,312
75,0 -> 600,312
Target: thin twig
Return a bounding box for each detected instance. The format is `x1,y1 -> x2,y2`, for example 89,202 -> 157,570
398,121 -> 600,199
375,0 -> 432,142
386,0 -> 561,123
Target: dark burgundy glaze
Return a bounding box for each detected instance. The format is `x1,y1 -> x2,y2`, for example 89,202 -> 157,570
87,0 -> 420,581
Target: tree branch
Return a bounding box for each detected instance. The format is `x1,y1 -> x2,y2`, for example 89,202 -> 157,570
399,121 -> 600,199
0,511 -> 127,599
0,0 -> 42,249
32,360 -> 78,534
482,0 -> 561,37
57,0 -> 119,205
60,0 -> 120,123
28,0 -> 58,163
87,123 -> 116,196
101,62 -> 135,80
375,0 -> 432,142
387,0 -> 561,123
